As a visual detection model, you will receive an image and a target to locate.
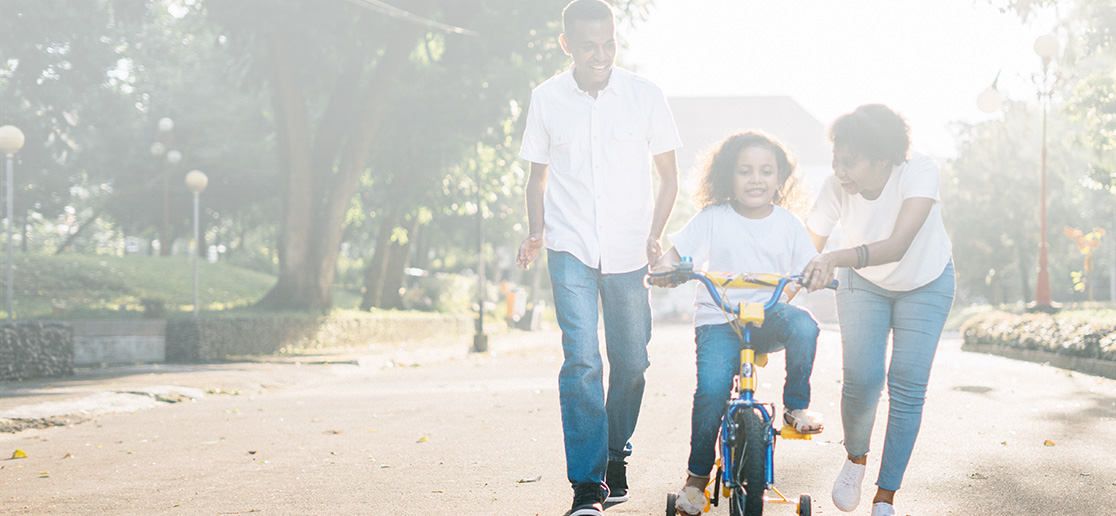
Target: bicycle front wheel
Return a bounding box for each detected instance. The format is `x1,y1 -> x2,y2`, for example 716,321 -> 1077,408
728,407 -> 766,516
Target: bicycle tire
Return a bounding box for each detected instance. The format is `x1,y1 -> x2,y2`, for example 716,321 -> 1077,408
728,407 -> 766,516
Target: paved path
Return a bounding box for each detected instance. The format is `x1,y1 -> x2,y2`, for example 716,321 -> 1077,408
1,324 -> 1114,515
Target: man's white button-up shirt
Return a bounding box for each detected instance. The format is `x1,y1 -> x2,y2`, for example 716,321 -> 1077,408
519,67 -> 682,274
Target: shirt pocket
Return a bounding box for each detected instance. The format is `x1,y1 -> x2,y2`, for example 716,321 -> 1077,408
549,129 -> 574,171
608,124 -> 647,169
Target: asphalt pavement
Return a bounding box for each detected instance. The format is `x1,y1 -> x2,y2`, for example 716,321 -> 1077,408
1,323 -> 1114,515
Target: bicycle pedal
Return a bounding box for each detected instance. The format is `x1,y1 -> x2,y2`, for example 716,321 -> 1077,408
778,425 -> 813,440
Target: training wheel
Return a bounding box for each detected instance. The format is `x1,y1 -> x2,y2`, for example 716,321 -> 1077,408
797,494 -> 811,516
666,493 -> 677,516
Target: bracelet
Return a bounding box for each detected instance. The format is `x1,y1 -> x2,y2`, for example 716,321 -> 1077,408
854,244 -> 869,269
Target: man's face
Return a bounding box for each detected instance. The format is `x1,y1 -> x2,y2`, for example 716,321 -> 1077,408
560,18 -> 616,90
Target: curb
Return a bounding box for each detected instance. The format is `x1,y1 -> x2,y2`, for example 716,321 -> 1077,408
961,342 -> 1116,380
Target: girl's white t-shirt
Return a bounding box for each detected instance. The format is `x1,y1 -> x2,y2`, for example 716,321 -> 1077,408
806,152 -> 953,292
669,204 -> 818,328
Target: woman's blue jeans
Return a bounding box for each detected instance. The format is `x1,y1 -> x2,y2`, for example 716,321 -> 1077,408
836,262 -> 954,491
547,250 -> 652,486
686,303 -> 820,477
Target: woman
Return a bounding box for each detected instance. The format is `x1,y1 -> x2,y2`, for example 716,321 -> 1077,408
802,104 -> 955,516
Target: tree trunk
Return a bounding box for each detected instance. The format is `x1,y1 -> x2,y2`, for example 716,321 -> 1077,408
379,216 -> 419,310
360,208 -> 399,311
256,24 -> 422,312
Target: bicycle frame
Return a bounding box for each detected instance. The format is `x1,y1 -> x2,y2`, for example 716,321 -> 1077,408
651,257 -> 835,509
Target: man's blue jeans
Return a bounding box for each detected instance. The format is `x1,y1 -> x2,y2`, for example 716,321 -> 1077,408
836,262 -> 954,491
686,303 -> 820,477
547,250 -> 652,486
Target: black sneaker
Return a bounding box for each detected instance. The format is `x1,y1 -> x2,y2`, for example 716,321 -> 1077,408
605,460 -> 629,503
570,482 -> 606,516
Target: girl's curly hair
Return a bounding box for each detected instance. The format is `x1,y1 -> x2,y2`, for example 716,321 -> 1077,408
693,130 -> 808,214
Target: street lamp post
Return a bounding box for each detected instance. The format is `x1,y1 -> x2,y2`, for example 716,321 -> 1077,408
0,125 -> 25,321
185,170 -> 208,317
151,118 -> 181,256
1033,34 -> 1058,308
977,35 -> 1059,309
472,166 -> 488,353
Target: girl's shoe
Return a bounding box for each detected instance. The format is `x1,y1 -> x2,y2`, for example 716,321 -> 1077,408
871,502 -> 896,516
783,408 -> 824,434
674,485 -> 709,516
831,459 -> 866,512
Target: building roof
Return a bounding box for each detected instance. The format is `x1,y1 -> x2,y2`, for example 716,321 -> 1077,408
668,96 -> 832,177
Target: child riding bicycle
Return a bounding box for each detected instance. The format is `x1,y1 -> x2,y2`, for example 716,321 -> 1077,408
650,131 -> 824,515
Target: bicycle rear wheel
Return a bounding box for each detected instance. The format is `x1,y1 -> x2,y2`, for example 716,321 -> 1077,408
728,407 -> 766,516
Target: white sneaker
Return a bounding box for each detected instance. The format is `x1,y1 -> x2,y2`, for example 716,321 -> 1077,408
831,459 -> 866,512
871,502 -> 896,516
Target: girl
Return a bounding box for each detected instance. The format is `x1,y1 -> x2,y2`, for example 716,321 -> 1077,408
802,104 -> 954,516
650,131 -> 823,515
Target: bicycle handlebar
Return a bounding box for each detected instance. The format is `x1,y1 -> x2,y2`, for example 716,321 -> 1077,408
646,257 -> 838,316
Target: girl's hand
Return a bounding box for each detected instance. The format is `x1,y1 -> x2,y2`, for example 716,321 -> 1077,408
803,253 -> 838,292
516,234 -> 543,270
647,264 -> 678,288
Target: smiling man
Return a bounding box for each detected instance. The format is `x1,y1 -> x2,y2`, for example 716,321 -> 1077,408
515,1 -> 682,515
513,1 -> 678,511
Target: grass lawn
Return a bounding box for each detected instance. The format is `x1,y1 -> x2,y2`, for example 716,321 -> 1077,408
2,253 -> 362,319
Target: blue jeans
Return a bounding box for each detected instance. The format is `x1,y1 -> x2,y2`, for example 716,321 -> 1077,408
547,250 -> 652,486
686,303 -> 820,477
836,262 -> 954,491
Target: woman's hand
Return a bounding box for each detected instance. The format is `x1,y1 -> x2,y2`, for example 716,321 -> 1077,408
803,252 -> 839,292
516,234 -> 543,270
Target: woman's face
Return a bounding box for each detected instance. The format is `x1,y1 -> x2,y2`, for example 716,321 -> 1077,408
831,145 -> 890,198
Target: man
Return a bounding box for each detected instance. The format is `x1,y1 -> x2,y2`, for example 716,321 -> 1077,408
516,1 -> 681,514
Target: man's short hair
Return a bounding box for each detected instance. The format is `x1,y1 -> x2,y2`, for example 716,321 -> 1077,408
563,0 -> 614,33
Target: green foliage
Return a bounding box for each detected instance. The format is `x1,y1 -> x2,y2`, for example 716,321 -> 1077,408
961,308 -> 1116,360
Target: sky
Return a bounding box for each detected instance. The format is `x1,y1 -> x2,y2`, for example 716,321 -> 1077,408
619,0 -> 1060,159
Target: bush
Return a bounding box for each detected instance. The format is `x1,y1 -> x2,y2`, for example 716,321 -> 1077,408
961,309 -> 1116,361
0,321 -> 73,381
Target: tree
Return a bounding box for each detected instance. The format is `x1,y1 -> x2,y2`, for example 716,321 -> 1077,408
205,0 -> 648,311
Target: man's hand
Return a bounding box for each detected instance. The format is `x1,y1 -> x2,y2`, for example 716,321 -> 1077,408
516,234 -> 543,270
646,237 -> 664,267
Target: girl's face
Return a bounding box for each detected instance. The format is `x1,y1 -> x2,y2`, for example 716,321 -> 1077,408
731,145 -> 780,218
831,145 -> 891,198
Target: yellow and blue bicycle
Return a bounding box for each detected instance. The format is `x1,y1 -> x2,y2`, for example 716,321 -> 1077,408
650,257 -> 837,516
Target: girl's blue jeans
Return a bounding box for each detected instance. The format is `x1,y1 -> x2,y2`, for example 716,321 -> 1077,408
836,261 -> 954,491
686,303 -> 820,477
547,250 -> 652,486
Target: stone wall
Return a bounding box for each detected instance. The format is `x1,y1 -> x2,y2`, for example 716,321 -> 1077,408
0,321 -> 73,381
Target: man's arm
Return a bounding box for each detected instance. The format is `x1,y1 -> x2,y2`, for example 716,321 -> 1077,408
516,161 -> 549,269
647,150 -> 679,266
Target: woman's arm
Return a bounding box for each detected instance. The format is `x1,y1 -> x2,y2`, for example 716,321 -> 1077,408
803,197 -> 935,291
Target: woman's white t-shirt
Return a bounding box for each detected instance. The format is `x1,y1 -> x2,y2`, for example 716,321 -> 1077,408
806,152 -> 952,292
669,204 -> 818,328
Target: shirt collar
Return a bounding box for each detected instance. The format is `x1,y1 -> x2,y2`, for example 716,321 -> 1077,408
563,66 -> 627,98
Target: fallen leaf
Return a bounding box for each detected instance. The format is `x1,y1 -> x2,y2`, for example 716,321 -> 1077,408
1044,440 -> 1055,446
11,449 -> 28,459
968,473 -> 987,480
518,475 -> 542,483
325,430 -> 342,435
431,489 -> 445,493
62,453 -> 73,459
247,451 -> 258,455
416,436 -> 429,443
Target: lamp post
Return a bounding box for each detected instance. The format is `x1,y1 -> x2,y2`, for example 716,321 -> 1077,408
977,35 -> 1058,309
0,125 -> 25,321
1033,34 -> 1058,308
151,118 -> 181,256
185,169 -> 207,317
472,165 -> 488,353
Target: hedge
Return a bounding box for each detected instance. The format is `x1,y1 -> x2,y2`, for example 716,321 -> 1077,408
0,321 -> 73,381
166,312 -> 472,363
961,310 -> 1116,362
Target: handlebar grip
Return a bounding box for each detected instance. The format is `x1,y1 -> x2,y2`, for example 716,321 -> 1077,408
828,279 -> 839,290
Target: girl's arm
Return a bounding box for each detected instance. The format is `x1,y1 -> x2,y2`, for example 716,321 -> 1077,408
803,197 -> 934,291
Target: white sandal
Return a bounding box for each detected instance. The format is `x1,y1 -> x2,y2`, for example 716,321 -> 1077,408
675,485 -> 709,515
783,408 -> 824,434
